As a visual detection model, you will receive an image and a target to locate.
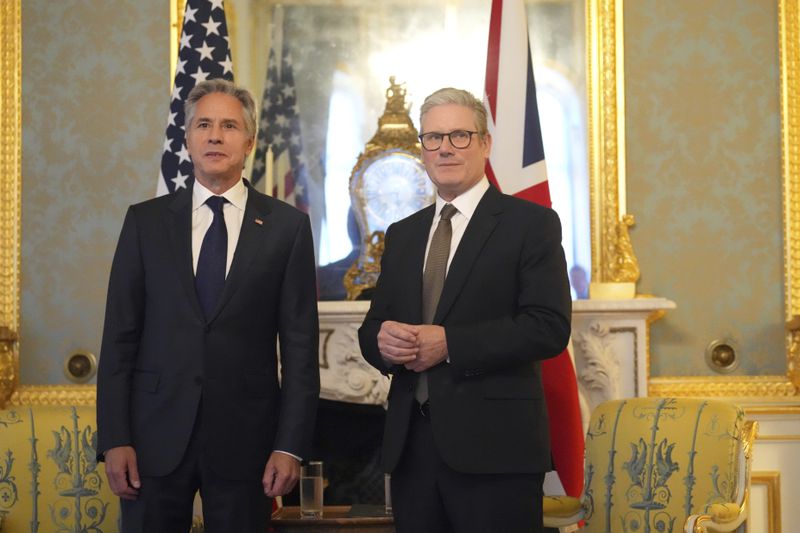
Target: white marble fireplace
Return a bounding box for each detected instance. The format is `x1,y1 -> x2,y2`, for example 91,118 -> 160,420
316,297 -> 676,416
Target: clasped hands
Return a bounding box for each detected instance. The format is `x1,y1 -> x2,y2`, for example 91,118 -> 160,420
378,320 -> 448,372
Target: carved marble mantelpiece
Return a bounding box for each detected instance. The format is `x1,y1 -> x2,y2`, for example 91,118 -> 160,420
318,298 -> 675,411
571,297 -> 675,415
317,301 -> 387,405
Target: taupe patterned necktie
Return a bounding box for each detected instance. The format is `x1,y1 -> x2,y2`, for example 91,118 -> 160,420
416,203 -> 458,403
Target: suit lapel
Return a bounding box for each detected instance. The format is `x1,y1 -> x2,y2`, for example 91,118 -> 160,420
166,186 -> 205,321
434,186 -> 502,323
208,184 -> 272,322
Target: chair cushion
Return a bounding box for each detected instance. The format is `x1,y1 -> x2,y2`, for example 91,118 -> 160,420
543,495 -> 583,516
581,397 -> 744,532
0,405 -> 120,532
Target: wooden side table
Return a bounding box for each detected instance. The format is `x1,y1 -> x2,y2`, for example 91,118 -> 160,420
270,505 -> 395,533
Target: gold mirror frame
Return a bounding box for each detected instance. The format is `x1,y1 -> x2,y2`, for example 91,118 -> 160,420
1,0 -> 798,405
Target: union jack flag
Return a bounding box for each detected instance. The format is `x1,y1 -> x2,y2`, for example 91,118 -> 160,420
251,44 -> 310,212
157,0 -> 233,196
484,0 -> 584,498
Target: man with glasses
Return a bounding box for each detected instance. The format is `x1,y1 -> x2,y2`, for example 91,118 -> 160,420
359,87 -> 571,533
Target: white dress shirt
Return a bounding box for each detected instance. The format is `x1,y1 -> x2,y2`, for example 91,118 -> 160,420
190,179 -> 301,463
424,177 -> 490,273
191,179 -> 247,276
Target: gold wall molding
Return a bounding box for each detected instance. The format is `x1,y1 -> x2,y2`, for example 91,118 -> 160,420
782,0 -> 800,395
752,472 -> 781,533
0,0 -> 21,409
756,434 -> 800,441
744,404 -> 800,415
783,0 -> 800,320
170,0 -> 186,86
649,376 -> 798,398
588,0 -> 630,282
7,384 -> 97,407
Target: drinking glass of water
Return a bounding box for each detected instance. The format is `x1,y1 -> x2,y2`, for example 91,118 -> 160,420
300,461 -> 323,519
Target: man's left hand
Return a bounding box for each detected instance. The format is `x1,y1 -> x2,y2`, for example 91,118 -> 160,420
404,324 -> 448,372
263,452 -> 301,497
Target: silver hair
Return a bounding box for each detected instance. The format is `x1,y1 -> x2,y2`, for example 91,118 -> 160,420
419,87 -> 488,136
184,79 -> 257,138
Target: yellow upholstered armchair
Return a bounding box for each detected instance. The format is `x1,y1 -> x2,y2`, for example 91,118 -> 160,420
543,397 -> 757,533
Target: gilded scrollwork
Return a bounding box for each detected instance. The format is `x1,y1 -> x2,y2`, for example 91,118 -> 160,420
785,316 -> 800,389
362,76 -> 420,155
343,230 -> 385,301
610,214 -> 640,283
0,328 -> 18,409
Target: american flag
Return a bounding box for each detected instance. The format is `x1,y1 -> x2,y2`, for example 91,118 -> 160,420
484,0 -> 585,498
157,0 -> 234,196
251,44 -> 310,212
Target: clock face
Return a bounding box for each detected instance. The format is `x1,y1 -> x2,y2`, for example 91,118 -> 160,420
358,152 -> 434,232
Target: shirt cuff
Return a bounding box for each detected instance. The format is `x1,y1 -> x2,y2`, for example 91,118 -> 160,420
274,449 -> 303,462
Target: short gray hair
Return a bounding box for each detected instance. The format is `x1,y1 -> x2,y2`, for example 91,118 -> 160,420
184,79 -> 257,138
419,87 -> 488,136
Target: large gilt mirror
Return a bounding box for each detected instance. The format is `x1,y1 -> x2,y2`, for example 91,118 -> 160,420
214,0 -> 596,302
2,0 -> 798,404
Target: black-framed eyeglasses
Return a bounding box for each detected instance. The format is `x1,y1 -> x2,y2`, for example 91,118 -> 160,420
419,130 -> 479,151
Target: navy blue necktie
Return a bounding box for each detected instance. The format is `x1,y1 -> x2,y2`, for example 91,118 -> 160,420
195,196 -> 228,319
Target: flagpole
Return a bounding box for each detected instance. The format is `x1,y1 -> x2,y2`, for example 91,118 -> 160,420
272,4 -> 284,201
277,162 -> 286,200
265,145 -> 274,197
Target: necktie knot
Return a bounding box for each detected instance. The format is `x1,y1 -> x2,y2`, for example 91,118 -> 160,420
440,203 -> 458,221
205,195 -> 227,214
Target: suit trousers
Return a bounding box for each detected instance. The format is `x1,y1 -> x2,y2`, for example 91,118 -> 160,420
120,410 -> 271,533
390,405 -> 544,533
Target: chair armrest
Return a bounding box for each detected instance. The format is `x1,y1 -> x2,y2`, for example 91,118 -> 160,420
543,495 -> 584,528
684,502 -> 746,533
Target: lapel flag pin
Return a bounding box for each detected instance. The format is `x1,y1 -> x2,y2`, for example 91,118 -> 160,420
254,218 -> 264,225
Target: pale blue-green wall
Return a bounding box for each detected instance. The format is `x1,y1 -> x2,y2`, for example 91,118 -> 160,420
625,0 -> 785,376
21,1 -> 167,383
18,0 -> 787,383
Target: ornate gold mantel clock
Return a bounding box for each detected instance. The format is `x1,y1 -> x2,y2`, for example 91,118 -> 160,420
344,78 -> 435,299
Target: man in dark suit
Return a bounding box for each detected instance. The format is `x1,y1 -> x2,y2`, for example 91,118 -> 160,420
359,88 -> 571,533
97,79 -> 319,532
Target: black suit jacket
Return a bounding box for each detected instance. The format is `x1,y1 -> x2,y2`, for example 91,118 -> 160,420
359,185 -> 571,475
97,181 -> 320,480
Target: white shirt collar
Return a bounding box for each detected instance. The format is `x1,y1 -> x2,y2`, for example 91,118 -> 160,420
192,178 -> 248,212
435,177 -> 489,220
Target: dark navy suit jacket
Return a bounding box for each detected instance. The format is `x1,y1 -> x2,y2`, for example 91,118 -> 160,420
97,181 -> 319,480
359,184 -> 571,474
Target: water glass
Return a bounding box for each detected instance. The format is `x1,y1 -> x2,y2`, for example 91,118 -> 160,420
300,461 -> 323,519
384,473 -> 392,515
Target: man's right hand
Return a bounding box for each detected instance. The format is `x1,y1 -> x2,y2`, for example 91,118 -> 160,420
104,446 -> 141,500
377,320 -> 419,366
